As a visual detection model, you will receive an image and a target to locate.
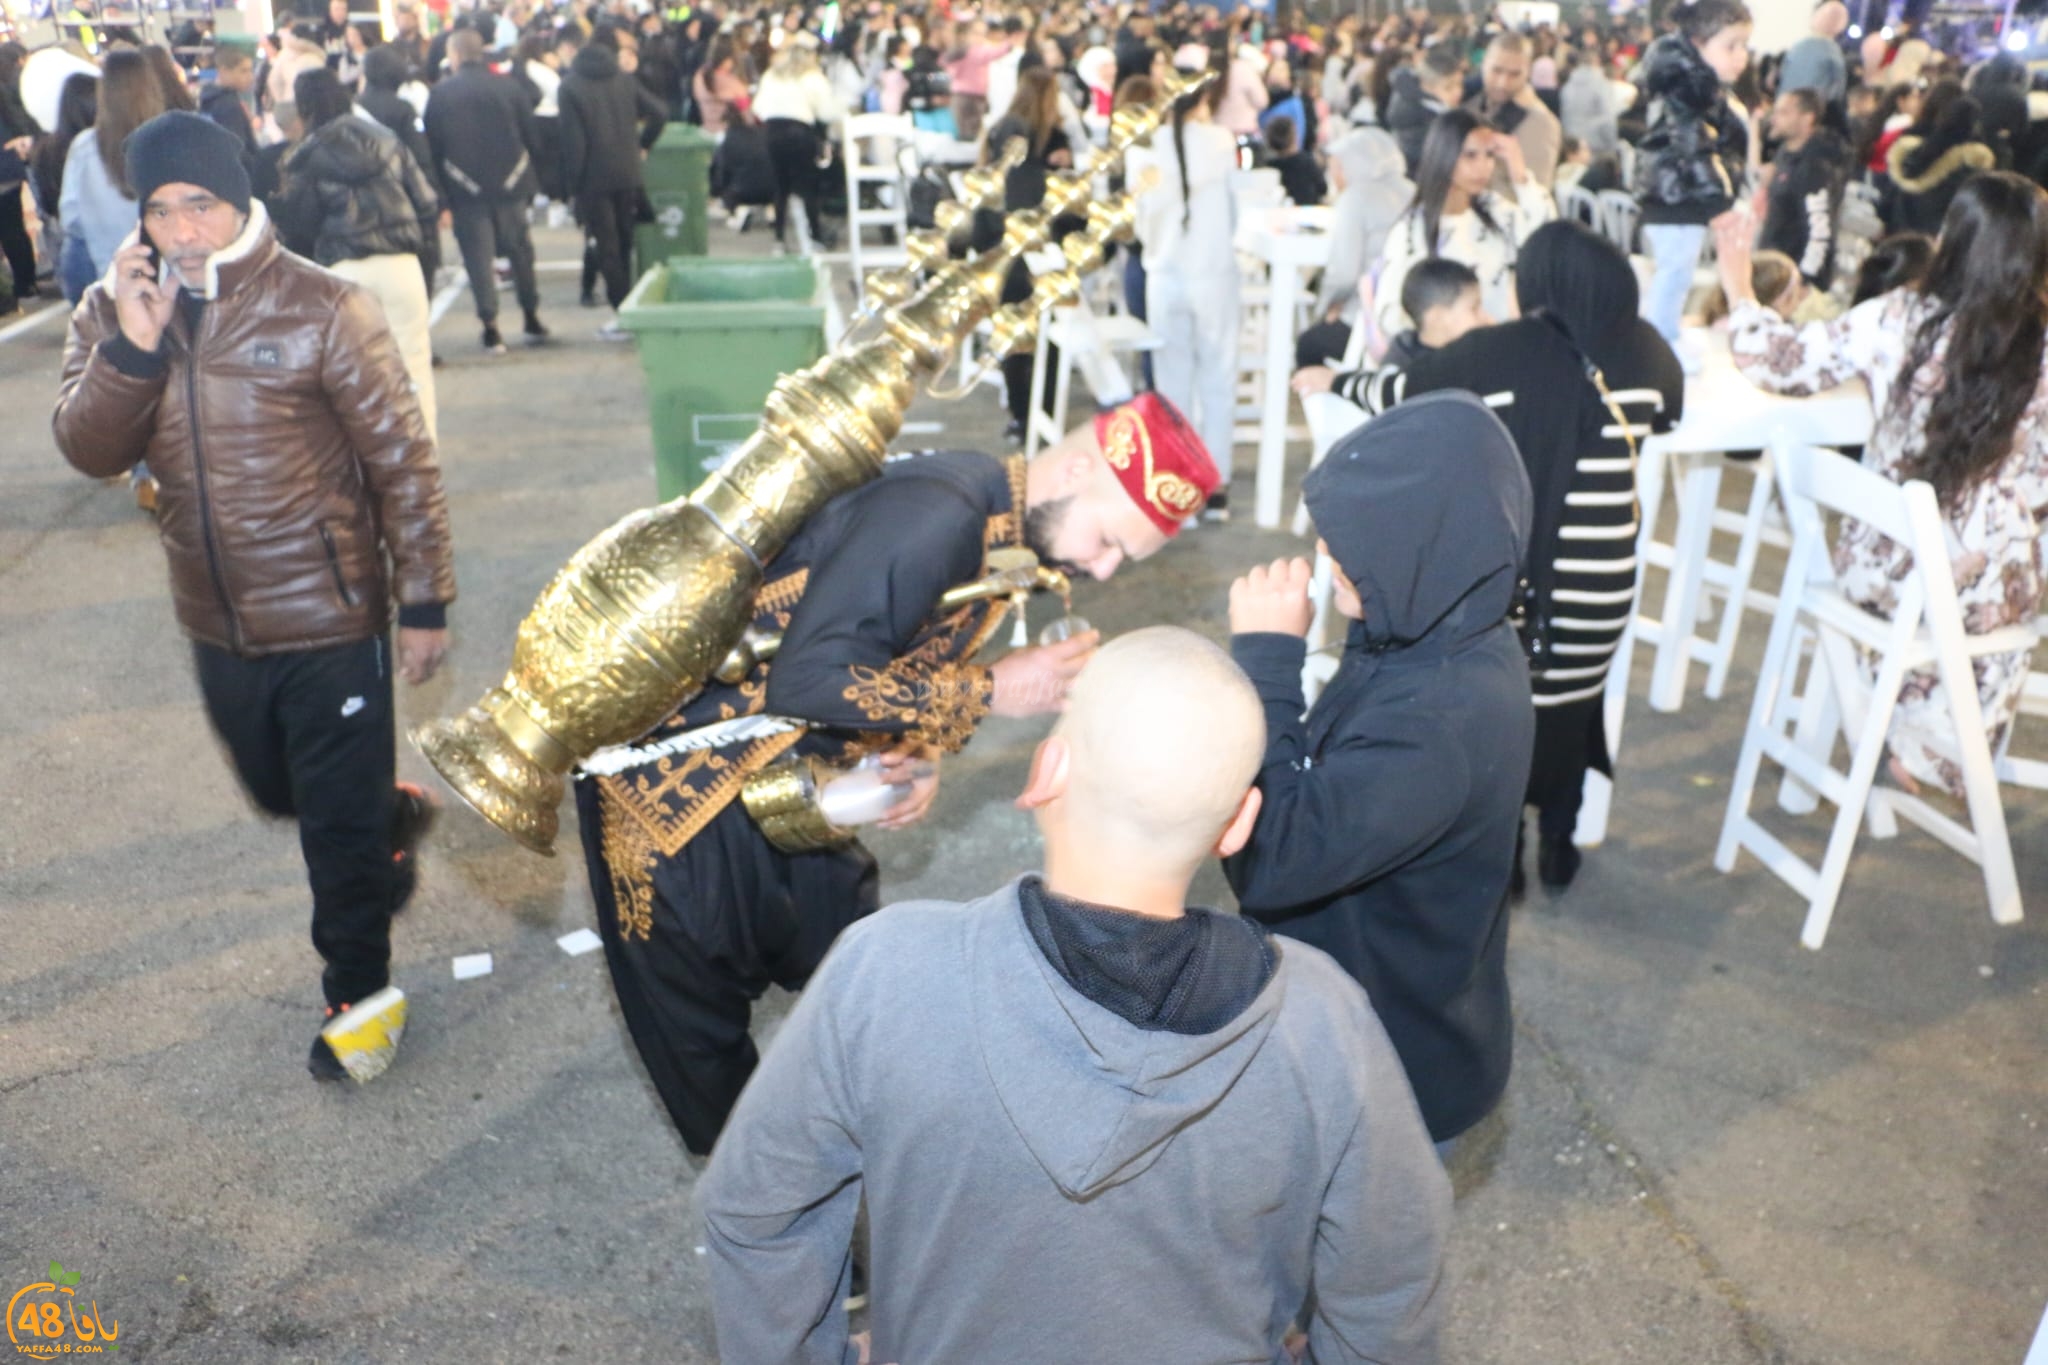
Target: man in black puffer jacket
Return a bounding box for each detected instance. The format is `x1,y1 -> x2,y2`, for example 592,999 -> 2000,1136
559,25 -> 667,335
280,67 -> 443,435
424,28 -> 547,352
1386,45 -> 1463,177
356,43 -> 441,300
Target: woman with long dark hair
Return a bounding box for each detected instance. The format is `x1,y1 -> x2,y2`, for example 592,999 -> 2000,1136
280,67 -> 442,436
983,67 -> 1076,440
693,35 -> 750,135
1132,59 -> 1238,517
1373,107 -> 1551,341
59,49 -> 171,305
1721,172 -> 2048,795
1325,221 -> 1684,891
29,73 -> 93,256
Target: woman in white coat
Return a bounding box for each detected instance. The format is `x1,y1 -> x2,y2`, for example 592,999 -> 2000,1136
1132,70 -> 1238,519
1374,106 -> 1553,340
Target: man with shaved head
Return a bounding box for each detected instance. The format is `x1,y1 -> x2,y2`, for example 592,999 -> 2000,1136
698,627 -> 1449,1364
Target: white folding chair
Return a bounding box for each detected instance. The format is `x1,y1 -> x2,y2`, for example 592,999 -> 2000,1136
1298,391 -> 1369,703
843,113 -> 917,297
1715,439 -> 2036,948
1022,298 -> 1162,458
1595,189 -> 1640,254
1559,184 -> 1601,231
1290,314 -> 1373,537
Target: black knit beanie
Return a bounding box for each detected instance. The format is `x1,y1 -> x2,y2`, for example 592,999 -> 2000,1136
123,111 -> 253,219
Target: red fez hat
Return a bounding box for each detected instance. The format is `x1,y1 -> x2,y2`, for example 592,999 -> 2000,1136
1092,392 -> 1221,536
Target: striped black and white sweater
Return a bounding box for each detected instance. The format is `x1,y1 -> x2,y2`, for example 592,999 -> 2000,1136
1329,314 -> 1684,707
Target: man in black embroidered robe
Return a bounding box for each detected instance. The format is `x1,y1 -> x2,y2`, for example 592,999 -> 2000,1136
577,395 -> 1219,1155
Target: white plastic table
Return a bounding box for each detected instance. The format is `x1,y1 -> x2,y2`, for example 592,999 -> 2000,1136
1241,208 -> 1334,528
1636,333 -> 1873,712
1578,330 -> 1873,847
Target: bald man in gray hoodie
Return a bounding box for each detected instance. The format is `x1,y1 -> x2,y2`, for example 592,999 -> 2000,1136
697,626 -> 1448,1364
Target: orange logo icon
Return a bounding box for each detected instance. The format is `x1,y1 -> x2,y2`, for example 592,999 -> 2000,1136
8,1262 -> 120,1356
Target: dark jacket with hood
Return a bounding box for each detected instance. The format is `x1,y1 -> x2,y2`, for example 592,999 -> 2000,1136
279,113 -> 439,267
198,81 -> 257,155
1384,66 -> 1444,177
1225,391 -> 1535,1142
558,41 -> 668,196
1887,121 -> 1995,236
698,881 -> 1450,1363
422,60 -> 543,205
1635,32 -> 1748,225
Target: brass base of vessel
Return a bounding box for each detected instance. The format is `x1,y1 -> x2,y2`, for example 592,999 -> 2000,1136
411,696 -> 564,856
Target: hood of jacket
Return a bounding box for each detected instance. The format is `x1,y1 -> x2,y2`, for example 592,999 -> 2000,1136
1304,389 -> 1532,654
1515,218 -> 1639,375
1331,125 -> 1406,188
571,42 -> 621,82
1890,134 -> 1995,192
1643,32 -> 1721,115
294,113 -> 399,186
973,882 -> 1284,1199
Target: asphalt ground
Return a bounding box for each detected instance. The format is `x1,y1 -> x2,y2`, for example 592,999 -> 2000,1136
2,220 -> 2045,1363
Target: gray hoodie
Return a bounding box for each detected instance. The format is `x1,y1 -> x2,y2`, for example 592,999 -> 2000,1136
698,881 -> 1449,1365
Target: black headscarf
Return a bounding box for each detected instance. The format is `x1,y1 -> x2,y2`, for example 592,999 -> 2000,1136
1515,219 -> 1639,375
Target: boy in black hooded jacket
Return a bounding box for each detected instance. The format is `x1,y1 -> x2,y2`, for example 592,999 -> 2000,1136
1224,391 -> 1535,1148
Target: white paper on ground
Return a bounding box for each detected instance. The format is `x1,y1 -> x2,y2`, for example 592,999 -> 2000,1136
452,953 -> 494,980
556,928 -> 604,957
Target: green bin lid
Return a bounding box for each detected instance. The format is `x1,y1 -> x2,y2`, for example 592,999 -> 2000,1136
652,123 -> 718,151
619,257 -> 825,331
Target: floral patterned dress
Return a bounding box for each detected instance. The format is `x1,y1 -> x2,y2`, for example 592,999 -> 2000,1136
1730,292 -> 2048,795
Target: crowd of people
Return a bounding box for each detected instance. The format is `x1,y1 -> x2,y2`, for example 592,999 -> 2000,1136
16,0 -> 2048,1358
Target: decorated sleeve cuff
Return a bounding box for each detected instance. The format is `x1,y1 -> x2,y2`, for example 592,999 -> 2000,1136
101,332 -> 170,381
908,662 -> 993,755
397,601 -> 447,630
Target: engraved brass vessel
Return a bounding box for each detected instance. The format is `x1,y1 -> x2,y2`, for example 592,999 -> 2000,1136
412,72 -> 1212,855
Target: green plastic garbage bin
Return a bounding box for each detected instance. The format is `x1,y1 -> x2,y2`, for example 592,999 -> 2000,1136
619,257 -> 828,502
634,124 -> 716,276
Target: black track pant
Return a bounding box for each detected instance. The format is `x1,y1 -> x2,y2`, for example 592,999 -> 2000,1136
194,636 -> 399,1009
0,183 -> 35,299
764,117 -> 825,246
451,198 -> 539,327
578,188 -> 638,311
576,783 -> 876,1155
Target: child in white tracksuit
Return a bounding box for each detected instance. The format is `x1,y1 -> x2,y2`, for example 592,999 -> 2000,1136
1132,83 -> 1239,512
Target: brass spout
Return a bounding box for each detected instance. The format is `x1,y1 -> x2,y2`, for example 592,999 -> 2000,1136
938,564 -> 1071,610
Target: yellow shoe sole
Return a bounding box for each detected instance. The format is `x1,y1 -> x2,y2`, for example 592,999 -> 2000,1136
319,987 -> 408,1084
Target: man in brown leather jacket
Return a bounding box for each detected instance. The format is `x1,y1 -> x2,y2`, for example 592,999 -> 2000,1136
51,112 -> 457,1084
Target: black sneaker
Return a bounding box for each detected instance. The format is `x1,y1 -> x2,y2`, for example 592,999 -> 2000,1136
309,1026 -> 348,1083
481,324 -> 508,355
579,289 -> 599,308
1537,832 -> 1581,891
1003,416 -> 1024,446
391,782 -> 438,913
523,310 -> 551,344
1203,491 -> 1231,523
